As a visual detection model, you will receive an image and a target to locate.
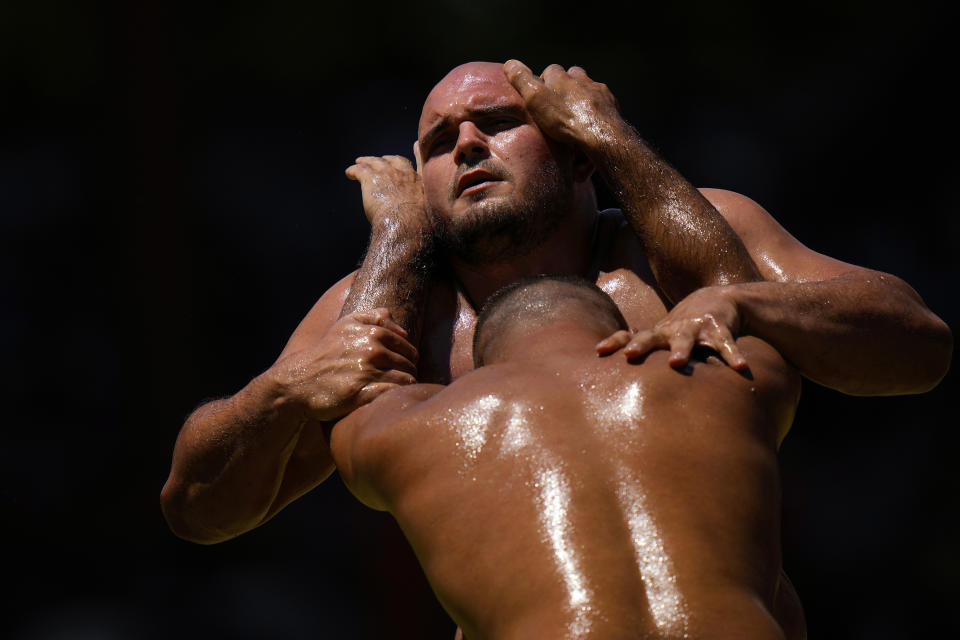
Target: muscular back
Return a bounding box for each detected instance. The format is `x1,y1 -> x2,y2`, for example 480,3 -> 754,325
332,337 -> 800,640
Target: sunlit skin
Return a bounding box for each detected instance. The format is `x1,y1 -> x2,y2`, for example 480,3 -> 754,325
332,281 -> 803,640
160,60 -> 950,639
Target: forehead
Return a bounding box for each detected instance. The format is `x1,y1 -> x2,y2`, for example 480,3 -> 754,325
418,63 -> 525,138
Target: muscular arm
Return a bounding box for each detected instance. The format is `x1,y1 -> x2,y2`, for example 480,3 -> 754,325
162,157 -> 431,544
590,121 -> 761,297
504,61 -> 950,393
504,61 -> 761,301
340,155 -> 436,343
705,189 -> 952,395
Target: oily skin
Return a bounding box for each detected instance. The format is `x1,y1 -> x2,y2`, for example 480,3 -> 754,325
332,294 -> 803,640
161,59 -> 950,569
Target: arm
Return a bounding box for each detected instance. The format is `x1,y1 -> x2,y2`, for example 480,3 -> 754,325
504,60 -> 761,301
341,155 -> 436,343
504,62 -> 951,393
701,189 -> 951,395
601,189 -> 951,394
161,157 -> 433,543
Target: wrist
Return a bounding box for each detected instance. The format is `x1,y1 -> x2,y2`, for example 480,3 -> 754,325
720,281 -> 767,338
369,213 -> 434,255
370,203 -> 432,237
255,361 -> 310,421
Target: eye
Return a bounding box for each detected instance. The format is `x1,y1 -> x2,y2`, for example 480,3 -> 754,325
483,117 -> 519,134
426,135 -> 455,157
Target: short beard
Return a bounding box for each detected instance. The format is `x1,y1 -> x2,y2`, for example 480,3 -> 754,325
431,159 -> 573,266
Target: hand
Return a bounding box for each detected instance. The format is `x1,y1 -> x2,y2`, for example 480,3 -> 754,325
596,286 -> 748,370
345,155 -> 428,229
503,59 -> 626,155
272,308 -> 418,422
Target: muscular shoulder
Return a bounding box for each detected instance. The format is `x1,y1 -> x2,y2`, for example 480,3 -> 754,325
699,188 -> 856,282
331,383 -> 444,509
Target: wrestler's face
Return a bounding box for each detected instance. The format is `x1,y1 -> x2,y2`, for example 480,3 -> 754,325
417,62 -> 573,264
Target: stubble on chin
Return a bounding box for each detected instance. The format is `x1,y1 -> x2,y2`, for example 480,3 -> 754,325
429,161 -> 573,266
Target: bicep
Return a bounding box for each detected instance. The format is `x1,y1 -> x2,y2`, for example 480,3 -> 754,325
701,188 -> 866,283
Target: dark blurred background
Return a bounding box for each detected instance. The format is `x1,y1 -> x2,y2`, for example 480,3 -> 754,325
2,0 -> 957,638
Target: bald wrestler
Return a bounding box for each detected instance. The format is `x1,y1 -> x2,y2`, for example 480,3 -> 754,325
332,276 -> 802,640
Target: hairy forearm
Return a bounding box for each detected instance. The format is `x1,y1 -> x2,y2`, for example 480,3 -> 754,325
733,272 -> 952,395
591,123 -> 760,300
340,215 -> 435,343
161,372 -> 309,544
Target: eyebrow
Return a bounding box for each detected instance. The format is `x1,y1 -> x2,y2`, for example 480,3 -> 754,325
419,104 -> 527,150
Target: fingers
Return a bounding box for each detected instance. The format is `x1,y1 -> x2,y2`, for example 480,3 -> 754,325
368,344 -> 417,376
375,368 -> 417,386
384,155 -> 414,171
595,329 -> 632,355
664,324 -> 698,369
540,63 -> 566,82
716,340 -> 748,371
350,308 -> 403,335
701,316 -> 748,370
503,59 -> 543,101
345,309 -> 419,364
370,327 -> 419,365
612,318 -> 748,371
623,330 -> 671,360
345,155 -> 415,179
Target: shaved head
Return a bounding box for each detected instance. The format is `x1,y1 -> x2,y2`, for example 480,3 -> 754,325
418,62 -> 519,142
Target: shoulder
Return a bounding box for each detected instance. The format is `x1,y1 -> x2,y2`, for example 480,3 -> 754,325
331,383 -> 445,509
698,188 -> 796,250
698,188 -> 858,282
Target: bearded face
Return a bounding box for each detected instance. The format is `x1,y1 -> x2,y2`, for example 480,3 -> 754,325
417,62 -> 577,266
427,154 -> 574,265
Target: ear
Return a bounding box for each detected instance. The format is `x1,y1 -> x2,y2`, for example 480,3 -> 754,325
413,140 -> 424,173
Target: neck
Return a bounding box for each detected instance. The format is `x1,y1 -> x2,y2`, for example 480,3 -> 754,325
451,204 -> 598,310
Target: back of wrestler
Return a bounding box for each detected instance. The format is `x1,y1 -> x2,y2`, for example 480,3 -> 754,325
332,277 -> 802,640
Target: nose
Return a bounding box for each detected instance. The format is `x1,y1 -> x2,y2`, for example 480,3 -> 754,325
453,121 -> 489,164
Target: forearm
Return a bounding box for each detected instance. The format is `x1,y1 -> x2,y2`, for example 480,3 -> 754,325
161,371 -> 315,544
732,272 -> 952,395
340,216 -> 435,344
590,122 -> 760,299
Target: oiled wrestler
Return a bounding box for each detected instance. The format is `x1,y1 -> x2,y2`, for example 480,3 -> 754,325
331,276 -> 803,640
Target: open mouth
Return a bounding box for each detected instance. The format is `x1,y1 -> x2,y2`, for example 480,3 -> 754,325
456,169 -> 501,197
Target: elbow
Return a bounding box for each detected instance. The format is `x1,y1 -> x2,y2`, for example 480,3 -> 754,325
909,312 -> 953,394
160,479 -> 238,546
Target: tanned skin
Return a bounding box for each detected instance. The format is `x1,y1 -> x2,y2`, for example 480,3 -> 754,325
161,61 -> 950,549
332,281 -> 803,640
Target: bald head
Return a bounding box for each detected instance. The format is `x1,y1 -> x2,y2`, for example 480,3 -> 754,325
418,62 -> 519,142
473,276 -> 628,367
